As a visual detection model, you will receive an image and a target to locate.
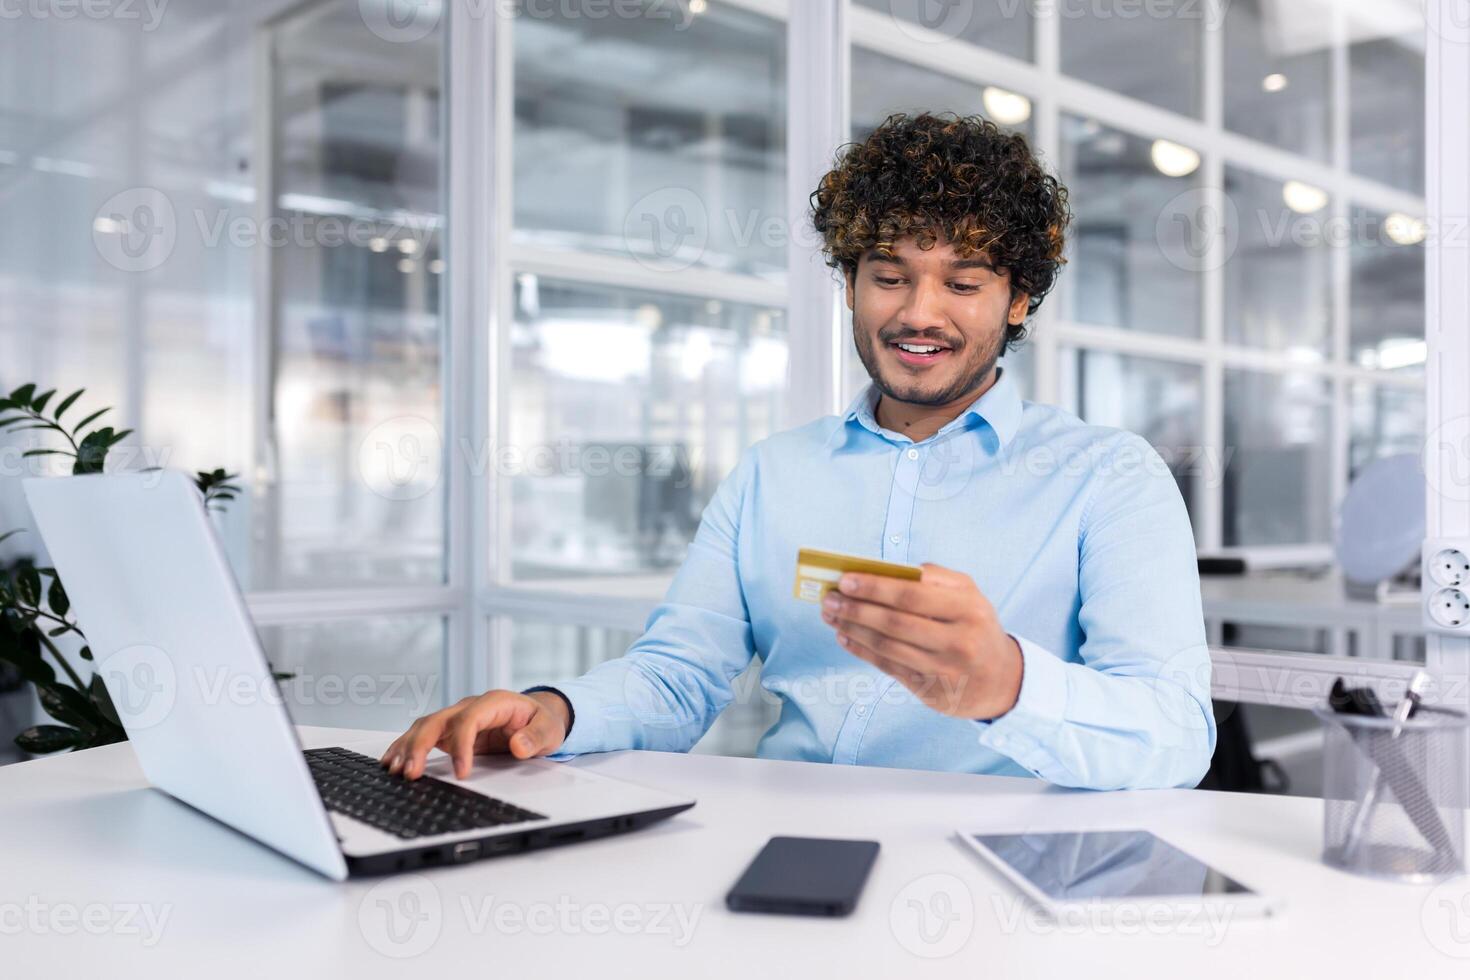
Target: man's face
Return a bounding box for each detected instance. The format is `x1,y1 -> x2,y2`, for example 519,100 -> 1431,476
847,238 -> 1030,407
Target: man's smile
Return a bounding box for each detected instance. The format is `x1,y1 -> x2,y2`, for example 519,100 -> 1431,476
887,338 -> 956,368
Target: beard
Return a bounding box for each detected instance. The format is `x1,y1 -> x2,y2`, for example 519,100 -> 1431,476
853,314 -> 1008,408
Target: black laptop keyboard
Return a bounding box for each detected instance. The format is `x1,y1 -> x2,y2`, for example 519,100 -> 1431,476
305,747 -> 546,840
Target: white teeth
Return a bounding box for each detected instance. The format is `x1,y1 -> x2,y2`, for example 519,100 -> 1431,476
897,343 -> 943,354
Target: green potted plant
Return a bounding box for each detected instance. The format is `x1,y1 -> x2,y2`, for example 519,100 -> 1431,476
0,382 -> 247,754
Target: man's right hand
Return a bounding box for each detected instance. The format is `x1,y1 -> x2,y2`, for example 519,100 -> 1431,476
379,690 -> 571,781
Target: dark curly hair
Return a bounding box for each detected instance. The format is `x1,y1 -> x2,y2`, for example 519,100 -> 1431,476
811,112 -> 1071,349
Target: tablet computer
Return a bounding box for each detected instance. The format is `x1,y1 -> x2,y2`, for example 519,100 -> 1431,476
958,829 -> 1281,922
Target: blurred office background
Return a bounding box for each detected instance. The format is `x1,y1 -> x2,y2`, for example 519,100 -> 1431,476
0,0 -> 1431,790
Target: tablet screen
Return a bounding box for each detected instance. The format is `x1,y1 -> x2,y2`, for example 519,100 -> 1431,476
967,830 -> 1256,901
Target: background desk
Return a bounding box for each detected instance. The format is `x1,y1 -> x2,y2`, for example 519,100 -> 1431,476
1201,570 -> 1424,662
4,726 -> 1468,977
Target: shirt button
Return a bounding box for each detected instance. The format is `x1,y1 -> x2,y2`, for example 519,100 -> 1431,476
906,448 -> 919,460
889,534 -> 900,544
855,705 -> 868,716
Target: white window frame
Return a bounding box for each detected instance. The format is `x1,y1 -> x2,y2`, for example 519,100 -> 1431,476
1423,0 -> 1470,713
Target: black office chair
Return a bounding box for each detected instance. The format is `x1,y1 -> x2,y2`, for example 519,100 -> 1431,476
1200,700 -> 1290,794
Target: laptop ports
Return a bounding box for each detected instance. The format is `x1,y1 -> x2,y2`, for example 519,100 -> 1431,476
452,841 -> 481,863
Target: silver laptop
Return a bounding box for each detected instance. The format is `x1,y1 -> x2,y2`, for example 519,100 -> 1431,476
22,471 -> 694,880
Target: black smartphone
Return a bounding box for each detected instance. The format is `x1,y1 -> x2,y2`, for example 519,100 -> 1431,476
725,836 -> 880,917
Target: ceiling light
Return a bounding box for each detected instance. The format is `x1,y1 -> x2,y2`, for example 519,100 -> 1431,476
1262,73 -> 1289,93
397,258 -> 416,274
1282,180 -> 1328,214
369,237 -> 390,253
397,238 -> 419,254
1150,139 -> 1201,178
1384,212 -> 1426,246
1378,339 -> 1427,371
982,86 -> 1032,126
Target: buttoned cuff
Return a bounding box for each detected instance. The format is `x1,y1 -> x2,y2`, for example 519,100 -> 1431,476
538,672 -> 629,761
521,685 -> 575,738
973,634 -> 1069,773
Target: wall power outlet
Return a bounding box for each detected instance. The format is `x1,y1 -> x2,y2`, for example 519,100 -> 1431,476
1423,538 -> 1470,632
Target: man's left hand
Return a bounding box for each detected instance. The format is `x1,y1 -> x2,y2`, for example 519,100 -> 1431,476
820,563 -> 1023,720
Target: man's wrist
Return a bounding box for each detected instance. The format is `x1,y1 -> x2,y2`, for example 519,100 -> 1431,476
977,634 -> 1025,721
522,686 -> 575,739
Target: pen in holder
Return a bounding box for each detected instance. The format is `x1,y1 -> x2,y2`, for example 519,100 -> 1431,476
1314,695 -> 1469,883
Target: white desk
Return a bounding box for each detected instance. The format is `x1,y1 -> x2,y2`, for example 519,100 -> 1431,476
4,726 -> 1468,977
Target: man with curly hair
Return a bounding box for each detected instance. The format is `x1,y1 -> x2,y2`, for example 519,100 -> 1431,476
384,113 -> 1215,792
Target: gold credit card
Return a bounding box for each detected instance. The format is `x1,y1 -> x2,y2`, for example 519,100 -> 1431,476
793,547 -> 923,603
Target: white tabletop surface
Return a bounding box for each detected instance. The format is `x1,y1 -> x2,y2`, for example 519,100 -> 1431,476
4,726 -> 1469,977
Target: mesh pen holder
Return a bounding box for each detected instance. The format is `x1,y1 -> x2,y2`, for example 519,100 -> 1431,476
1314,707 -> 1469,883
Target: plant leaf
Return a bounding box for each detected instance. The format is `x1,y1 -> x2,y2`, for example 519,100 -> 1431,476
16,724 -> 83,754
36,682 -> 101,733
16,566 -> 41,606
0,529 -> 23,547
29,389 -> 56,414
71,407 -> 110,435
6,651 -> 56,686
73,430 -> 111,474
77,723 -> 128,750
52,388 -> 84,420
78,645 -> 93,661
47,577 -> 69,617
22,449 -> 70,458
0,629 -> 55,686
47,625 -> 70,637
89,674 -> 122,728
9,383 -> 36,406
105,428 -> 133,447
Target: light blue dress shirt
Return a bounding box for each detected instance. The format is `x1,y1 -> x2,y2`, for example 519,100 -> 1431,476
545,366 -> 1216,790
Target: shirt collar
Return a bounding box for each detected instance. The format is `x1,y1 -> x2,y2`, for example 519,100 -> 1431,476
834,365 -> 1024,450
